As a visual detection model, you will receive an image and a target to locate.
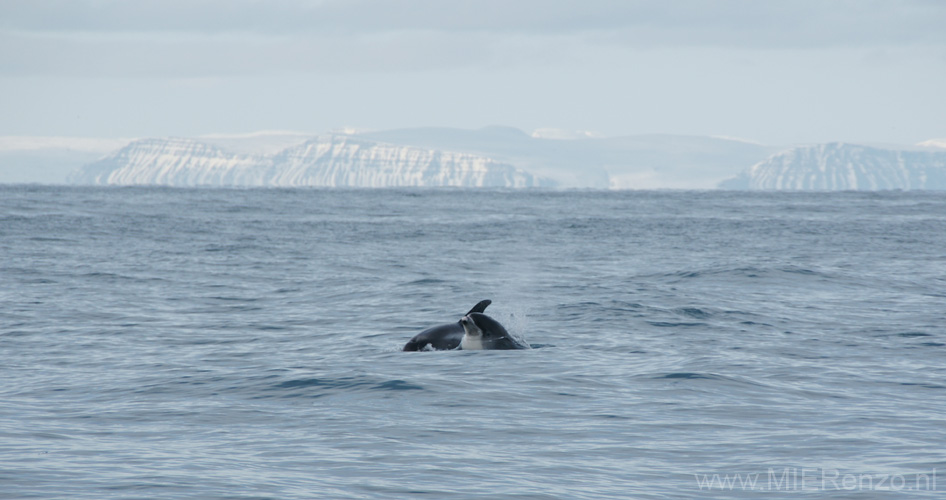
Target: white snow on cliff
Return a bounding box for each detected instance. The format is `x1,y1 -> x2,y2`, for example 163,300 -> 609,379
69,135 -> 550,188
720,143 -> 946,190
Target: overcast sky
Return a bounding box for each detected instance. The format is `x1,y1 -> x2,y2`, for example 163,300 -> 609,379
2,0 -> 945,145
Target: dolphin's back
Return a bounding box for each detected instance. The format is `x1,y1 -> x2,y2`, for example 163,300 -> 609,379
402,323 -> 464,351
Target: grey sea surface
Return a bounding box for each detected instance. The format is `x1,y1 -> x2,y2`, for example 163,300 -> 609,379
2,186 -> 945,499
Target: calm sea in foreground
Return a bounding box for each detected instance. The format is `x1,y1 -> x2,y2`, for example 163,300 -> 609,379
2,186 -> 945,499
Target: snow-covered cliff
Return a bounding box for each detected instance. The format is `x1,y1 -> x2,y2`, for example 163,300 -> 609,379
719,143 -> 946,190
267,136 -> 545,188
69,138 -> 263,186
69,135 -> 550,188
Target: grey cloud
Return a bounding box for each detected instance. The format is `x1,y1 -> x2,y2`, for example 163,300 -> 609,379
2,0 -> 945,78
0,29 -> 523,77
2,0 -> 945,48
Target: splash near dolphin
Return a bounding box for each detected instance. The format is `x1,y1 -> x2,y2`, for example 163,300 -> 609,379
458,312 -> 530,350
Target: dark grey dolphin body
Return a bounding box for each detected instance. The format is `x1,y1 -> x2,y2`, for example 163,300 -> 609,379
458,312 -> 530,350
402,300 -> 492,351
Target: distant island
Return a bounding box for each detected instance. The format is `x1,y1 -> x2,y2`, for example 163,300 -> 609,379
4,127 -> 946,190
69,134 -> 549,189
720,142 -> 946,190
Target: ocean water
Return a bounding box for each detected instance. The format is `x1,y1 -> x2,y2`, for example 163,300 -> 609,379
2,186 -> 945,499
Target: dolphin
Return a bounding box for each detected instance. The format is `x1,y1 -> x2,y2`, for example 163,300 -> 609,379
402,300 -> 492,351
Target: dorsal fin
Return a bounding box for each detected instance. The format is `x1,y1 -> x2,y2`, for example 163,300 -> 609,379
466,299 -> 491,315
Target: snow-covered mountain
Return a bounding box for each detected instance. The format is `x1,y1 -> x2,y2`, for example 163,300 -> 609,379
42,128 -> 946,190
719,143 -> 946,190
69,135 -> 550,188
11,127 -> 779,188
69,137 -> 261,186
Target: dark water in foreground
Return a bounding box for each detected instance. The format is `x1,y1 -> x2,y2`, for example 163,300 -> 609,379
2,186 -> 945,499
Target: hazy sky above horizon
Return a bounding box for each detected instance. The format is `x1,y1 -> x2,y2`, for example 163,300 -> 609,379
2,0 -> 945,145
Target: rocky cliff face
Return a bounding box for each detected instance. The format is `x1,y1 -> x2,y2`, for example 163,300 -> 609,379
267,136 -> 544,188
69,135 -> 550,188
720,143 -> 946,190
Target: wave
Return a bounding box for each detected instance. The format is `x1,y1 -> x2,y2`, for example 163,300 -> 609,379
269,375 -> 425,398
